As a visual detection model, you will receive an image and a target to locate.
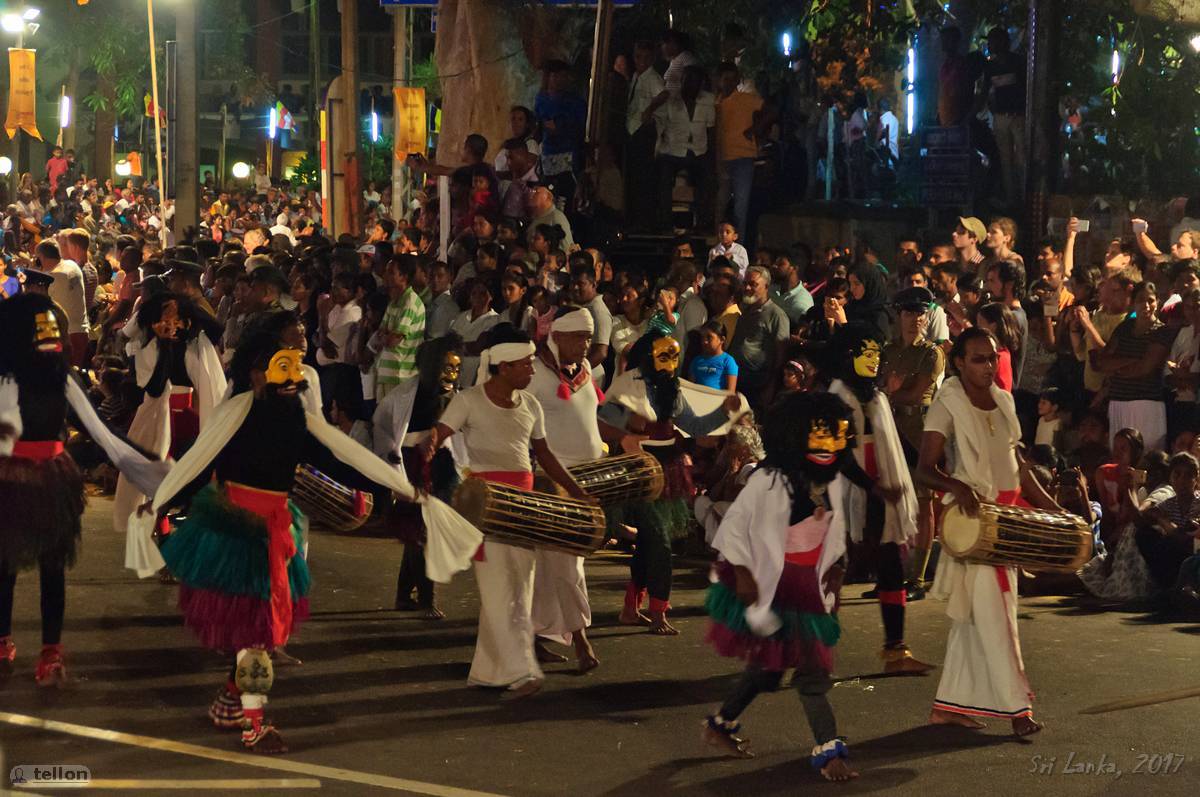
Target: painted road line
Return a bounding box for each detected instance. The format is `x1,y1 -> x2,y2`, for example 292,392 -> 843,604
83,779 -> 321,789
0,712 -> 507,797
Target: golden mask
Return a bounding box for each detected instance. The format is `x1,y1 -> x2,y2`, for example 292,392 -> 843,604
440,351 -> 462,393
853,339 -> 882,379
651,336 -> 681,374
806,419 -> 849,465
34,311 -> 61,352
265,348 -> 303,386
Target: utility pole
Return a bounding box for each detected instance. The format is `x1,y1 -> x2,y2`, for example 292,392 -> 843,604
175,0 -> 199,235
391,7 -> 409,218
338,0 -> 359,236
585,0 -> 615,147
309,0 -> 320,148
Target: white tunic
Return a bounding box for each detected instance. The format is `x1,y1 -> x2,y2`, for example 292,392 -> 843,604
527,358 -> 604,643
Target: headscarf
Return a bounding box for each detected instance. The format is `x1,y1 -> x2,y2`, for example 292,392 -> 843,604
845,263 -> 890,339
545,308 -> 600,401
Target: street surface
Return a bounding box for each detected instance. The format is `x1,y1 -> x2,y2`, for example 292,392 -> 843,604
1,497 -> 1197,796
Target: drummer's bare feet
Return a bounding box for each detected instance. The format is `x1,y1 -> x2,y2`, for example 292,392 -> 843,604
272,647 -> 302,667
534,639 -> 568,664
619,607 -> 651,626
821,758 -> 859,782
421,604 -> 445,620
1013,715 -> 1043,737
929,708 -> 986,729
573,631 -> 599,673
502,678 -> 543,701
648,611 -> 679,636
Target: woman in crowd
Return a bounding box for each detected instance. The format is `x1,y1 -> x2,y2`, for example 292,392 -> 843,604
843,263 -> 890,337
974,302 -> 1021,392
985,217 -> 1023,267
610,282 -> 649,375
1094,281 -> 1173,452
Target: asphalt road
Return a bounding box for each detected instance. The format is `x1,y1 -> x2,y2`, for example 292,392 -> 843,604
1,497 -> 1198,796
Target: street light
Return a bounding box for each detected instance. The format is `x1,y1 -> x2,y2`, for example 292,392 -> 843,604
231,161 -> 251,180
59,94 -> 70,129
1191,34 -> 1200,52
114,159 -> 133,177
0,157 -> 11,175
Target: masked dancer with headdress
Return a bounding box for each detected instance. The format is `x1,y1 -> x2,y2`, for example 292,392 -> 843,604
0,293 -> 168,686
373,332 -> 465,620
599,329 -> 744,636
528,307 -> 603,672
701,391 -> 858,782
826,322 -> 933,674
423,324 -> 594,698
145,311 -> 481,752
916,327 -> 1059,737
115,290 -> 226,578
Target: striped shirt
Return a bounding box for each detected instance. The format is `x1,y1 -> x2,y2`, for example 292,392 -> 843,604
375,287 -> 425,397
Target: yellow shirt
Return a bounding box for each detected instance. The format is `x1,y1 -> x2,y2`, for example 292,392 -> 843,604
716,90 -> 764,162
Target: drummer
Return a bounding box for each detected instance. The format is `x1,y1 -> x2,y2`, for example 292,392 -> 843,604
916,328 -> 1060,737
423,324 -> 594,698
528,307 -> 602,673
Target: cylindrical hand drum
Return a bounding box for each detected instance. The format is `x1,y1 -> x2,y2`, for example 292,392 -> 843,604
452,478 -> 606,557
940,502 -> 1092,573
564,452 -> 665,506
291,465 -> 374,532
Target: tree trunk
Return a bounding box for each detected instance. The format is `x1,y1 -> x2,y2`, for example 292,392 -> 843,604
92,75 -> 115,183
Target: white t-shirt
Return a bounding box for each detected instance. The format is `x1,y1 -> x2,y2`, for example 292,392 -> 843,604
585,295 -> 613,385
708,242 -> 749,276
924,398 -> 1019,493
655,90 -> 716,158
1166,323 -> 1200,403
529,360 -> 603,468
449,308 -> 500,388
609,316 -> 645,375
878,110 -> 900,160
316,302 -> 362,367
440,384 -> 545,474
49,260 -> 90,335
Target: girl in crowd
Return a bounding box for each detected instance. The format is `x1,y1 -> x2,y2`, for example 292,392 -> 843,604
974,302 -> 1021,391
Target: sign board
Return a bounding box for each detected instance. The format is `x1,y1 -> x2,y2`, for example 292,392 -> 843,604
393,87 -> 427,158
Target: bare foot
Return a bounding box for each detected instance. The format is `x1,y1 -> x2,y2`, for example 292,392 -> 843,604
619,607 -> 652,626
702,723 -> 754,758
272,647 -> 302,667
534,639 -> 568,664
648,612 -> 679,636
1013,715 -> 1043,737
421,605 -> 446,620
242,726 -> 288,754
820,758 -> 859,782
929,708 -> 986,729
574,635 -> 599,673
502,678 -> 543,701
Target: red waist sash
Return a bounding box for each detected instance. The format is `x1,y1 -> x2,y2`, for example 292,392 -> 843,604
12,440 -> 64,461
225,482 -> 295,648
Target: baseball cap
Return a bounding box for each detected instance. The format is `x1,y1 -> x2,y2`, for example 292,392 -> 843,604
957,216 -> 987,242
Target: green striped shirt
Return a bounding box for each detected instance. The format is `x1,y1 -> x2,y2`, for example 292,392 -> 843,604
375,287 -> 425,395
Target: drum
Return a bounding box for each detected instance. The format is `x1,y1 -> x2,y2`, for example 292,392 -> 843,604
940,502 -> 1092,573
291,465 -> 374,533
535,452 -> 665,506
452,478 -> 606,557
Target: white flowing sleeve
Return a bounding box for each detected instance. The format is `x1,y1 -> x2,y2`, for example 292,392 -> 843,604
65,377 -> 173,497
0,376 -> 21,457
712,469 -> 790,636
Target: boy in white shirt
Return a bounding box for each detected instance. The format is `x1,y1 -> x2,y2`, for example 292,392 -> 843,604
709,222 -> 750,278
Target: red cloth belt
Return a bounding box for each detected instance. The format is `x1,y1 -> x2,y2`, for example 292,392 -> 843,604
469,471 -> 534,561
11,440 -> 64,461
993,489 -> 1027,595
863,440 -> 878,480
784,547 -> 822,566
169,391 -> 194,411
225,482 -> 295,648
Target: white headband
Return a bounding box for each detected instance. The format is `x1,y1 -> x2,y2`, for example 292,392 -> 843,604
476,341 -> 536,384
551,309 -> 594,335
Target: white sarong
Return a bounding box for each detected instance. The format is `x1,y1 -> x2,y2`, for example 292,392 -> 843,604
469,541 -> 543,689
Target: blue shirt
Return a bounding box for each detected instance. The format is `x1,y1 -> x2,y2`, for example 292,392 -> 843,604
689,352 -> 738,390
534,91 -> 586,160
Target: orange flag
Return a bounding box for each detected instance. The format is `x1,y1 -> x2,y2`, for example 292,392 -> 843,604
5,49 -> 41,140
393,87 -> 427,159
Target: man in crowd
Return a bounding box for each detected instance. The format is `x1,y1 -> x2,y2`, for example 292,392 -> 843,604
625,40 -> 665,230
771,248 -> 815,333
374,256 -> 426,401
952,217 -> 987,274
728,266 -> 788,408
526,186 -> 575,252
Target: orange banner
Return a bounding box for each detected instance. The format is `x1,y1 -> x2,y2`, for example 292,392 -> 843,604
393,87 -> 427,159
5,49 -> 41,141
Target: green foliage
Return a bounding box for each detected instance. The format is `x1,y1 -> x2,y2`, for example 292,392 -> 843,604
411,56 -> 442,102
291,153 -> 320,188
362,133 -> 395,187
